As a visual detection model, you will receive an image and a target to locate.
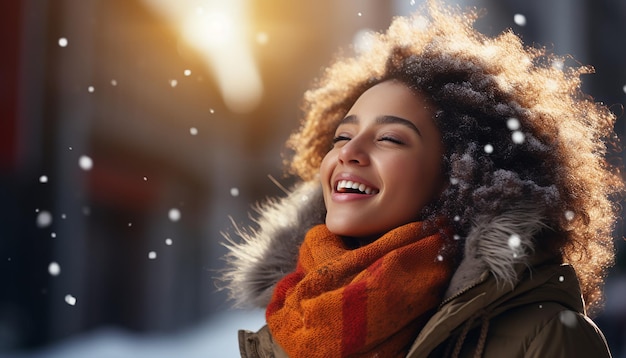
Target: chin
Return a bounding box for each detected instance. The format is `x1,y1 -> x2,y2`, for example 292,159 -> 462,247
325,220 -> 377,239
325,220 -> 356,237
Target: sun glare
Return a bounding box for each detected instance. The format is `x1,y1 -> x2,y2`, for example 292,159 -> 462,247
142,0 -> 263,113
182,10 -> 235,50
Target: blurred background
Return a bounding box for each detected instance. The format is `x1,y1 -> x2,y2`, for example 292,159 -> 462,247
1,0 -> 625,357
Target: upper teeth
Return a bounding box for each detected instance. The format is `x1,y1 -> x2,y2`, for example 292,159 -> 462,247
336,180 -> 378,194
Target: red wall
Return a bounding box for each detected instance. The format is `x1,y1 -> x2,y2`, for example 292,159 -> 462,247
0,2 -> 21,171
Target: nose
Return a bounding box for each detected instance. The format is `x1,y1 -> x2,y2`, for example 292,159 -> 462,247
338,136 -> 370,166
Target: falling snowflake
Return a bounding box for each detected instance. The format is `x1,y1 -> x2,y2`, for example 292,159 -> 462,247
357,12 -> 362,17
65,294 -> 77,306
78,155 -> 93,171
39,175 -> 48,183
190,127 -> 198,135
508,234 -> 522,257
623,84 -> 626,94
51,232 -> 57,238
558,276 -> 565,282
170,79 -> 178,88
436,255 -> 444,262
564,210 -> 575,221
513,14 -> 527,26
111,79 -> 118,86
507,118 -> 520,131
449,177 -> 459,185
511,131 -> 525,144
209,108 -> 215,114
168,208 -> 181,222
165,238 -> 173,246
37,211 -> 53,228
230,187 -> 240,197
48,262 -> 61,276
148,251 -> 157,259
143,176 -> 148,181
184,69 -> 192,76
508,234 -> 521,247
87,86 -> 95,93
559,310 -> 577,328
484,144 -> 494,154
58,37 -> 68,47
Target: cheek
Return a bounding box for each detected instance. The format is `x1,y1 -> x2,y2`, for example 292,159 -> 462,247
319,152 -> 336,193
414,155 -> 444,202
319,153 -> 333,179
395,154 -> 442,202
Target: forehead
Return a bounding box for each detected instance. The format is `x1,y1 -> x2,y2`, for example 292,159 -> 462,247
344,80 -> 436,127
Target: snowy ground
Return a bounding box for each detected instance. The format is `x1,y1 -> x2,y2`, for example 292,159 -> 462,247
2,309 -> 265,358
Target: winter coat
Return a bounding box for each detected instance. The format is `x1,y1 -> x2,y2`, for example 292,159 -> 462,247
225,181 -> 611,358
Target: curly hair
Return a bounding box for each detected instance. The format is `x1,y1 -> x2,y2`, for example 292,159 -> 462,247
284,1 -> 623,311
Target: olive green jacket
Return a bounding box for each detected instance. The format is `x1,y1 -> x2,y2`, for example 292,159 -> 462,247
407,261 -> 611,357
238,261 -> 610,358
225,182 -> 611,358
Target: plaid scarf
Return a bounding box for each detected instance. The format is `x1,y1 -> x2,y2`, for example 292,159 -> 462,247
266,222 -> 455,358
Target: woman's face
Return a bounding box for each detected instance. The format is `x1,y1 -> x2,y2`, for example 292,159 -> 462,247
320,80 -> 444,240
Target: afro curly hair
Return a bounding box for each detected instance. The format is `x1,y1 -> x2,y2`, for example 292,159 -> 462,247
283,1 -> 624,311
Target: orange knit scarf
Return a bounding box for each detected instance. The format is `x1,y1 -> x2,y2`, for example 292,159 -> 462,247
266,222 -> 456,358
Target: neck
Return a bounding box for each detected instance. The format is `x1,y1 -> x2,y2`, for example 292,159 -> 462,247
341,235 -> 377,249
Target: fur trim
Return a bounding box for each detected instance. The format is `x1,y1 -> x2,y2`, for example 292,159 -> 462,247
220,180 -> 325,308
221,179 -> 547,308
445,205 -> 547,298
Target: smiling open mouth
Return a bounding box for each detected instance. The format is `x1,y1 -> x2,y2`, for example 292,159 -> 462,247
336,180 -> 379,195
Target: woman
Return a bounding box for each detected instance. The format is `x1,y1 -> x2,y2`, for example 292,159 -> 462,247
221,2 -> 624,357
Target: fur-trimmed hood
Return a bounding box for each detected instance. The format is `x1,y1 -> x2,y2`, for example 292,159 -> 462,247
221,180 -> 547,308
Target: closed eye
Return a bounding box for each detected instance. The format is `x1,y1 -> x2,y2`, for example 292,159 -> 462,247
378,136 -> 404,145
332,135 -> 351,144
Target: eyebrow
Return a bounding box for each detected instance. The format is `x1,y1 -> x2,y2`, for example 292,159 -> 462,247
339,114 -> 422,137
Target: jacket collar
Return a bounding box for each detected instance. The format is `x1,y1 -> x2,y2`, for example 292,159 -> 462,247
444,204 -> 547,300
221,180 -> 325,308
221,180 -> 549,308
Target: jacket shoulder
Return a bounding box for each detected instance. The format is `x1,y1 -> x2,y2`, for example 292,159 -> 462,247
458,301 -> 611,358
523,304 -> 611,358
416,263 -> 612,358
